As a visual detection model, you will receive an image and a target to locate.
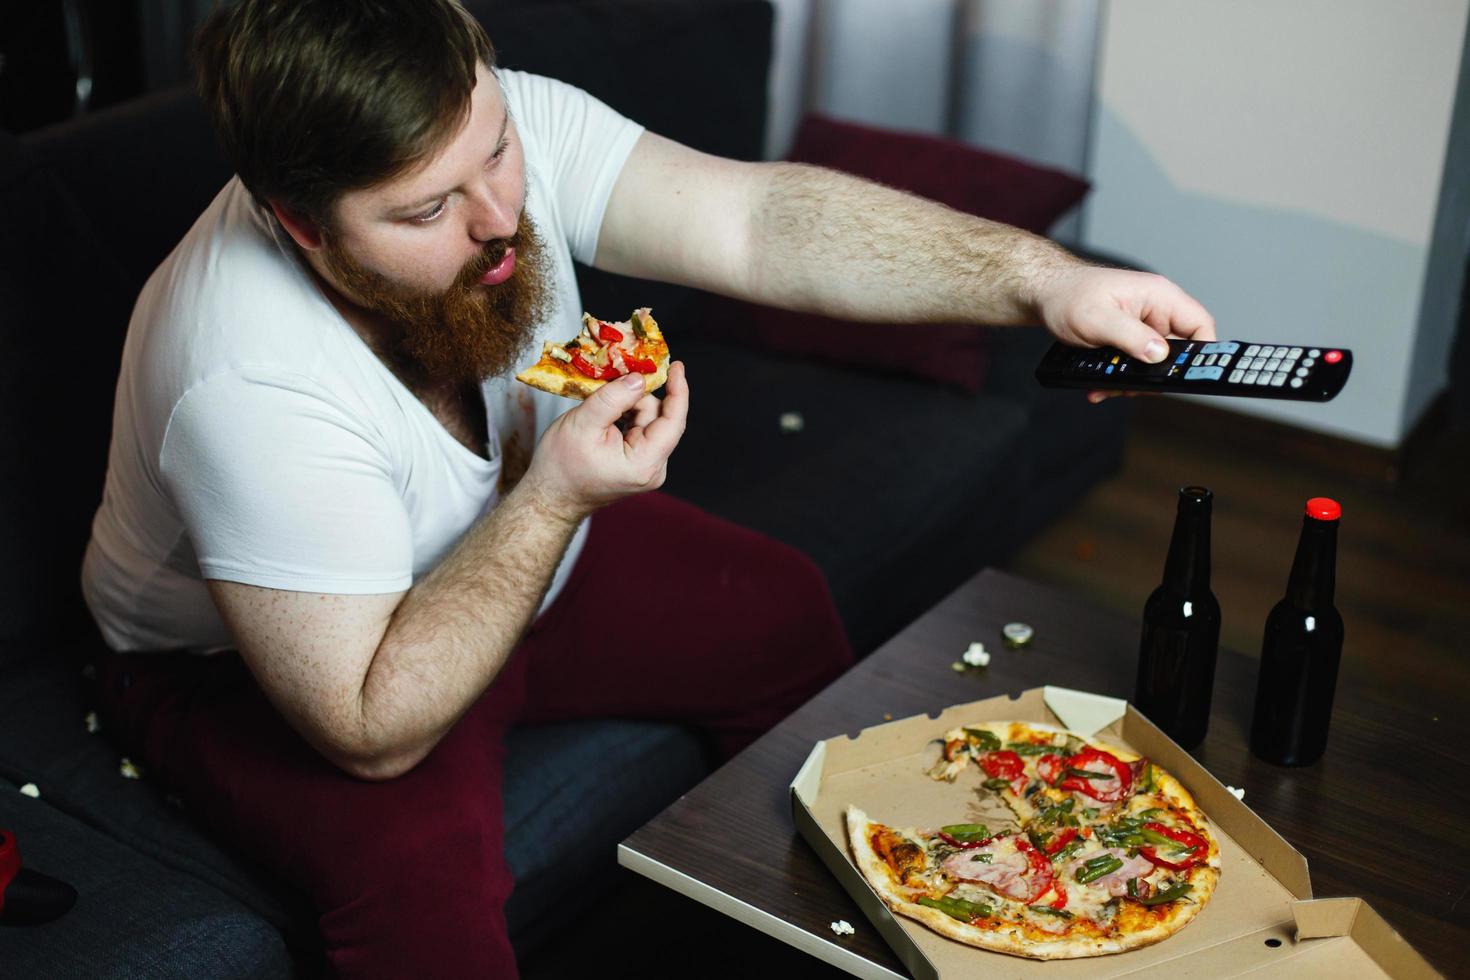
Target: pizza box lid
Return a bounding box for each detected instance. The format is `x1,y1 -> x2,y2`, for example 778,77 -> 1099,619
789,686 -> 1440,979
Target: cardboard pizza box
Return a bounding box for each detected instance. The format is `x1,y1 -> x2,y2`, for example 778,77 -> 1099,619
791,686 -> 1440,979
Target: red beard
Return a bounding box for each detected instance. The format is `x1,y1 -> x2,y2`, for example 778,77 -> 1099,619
319,213 -> 553,387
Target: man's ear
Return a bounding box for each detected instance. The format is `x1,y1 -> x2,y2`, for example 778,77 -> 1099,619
268,199 -> 325,251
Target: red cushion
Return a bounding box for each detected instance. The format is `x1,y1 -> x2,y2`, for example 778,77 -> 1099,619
712,114 -> 1090,392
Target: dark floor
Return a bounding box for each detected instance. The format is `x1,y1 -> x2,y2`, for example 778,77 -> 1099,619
521,397 -> 1470,979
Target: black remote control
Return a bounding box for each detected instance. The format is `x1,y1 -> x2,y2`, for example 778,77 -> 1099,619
1035,339 -> 1351,402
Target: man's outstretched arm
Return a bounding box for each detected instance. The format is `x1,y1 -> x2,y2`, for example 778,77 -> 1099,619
594,133 -> 1215,362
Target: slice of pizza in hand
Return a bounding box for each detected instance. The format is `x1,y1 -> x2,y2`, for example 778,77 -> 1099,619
516,307 -> 670,400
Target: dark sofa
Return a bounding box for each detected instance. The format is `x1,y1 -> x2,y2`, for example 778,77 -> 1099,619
0,2 -> 1130,975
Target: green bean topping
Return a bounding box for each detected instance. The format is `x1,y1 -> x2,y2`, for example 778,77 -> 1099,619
940,823 -> 991,843
1076,856 -> 1124,883
1136,882 -> 1193,906
1050,839 -> 1085,864
983,777 -> 1013,791
964,728 -> 1002,751
1006,742 -> 1056,755
1140,828 -> 1179,848
1063,768 -> 1116,781
917,895 -> 993,921
1028,905 -> 1074,919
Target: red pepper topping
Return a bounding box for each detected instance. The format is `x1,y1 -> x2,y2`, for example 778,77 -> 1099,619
1042,827 -> 1079,856
1050,886 -> 1069,911
1139,822 -> 1208,870
598,322 -> 624,343
1057,746 -> 1133,802
1036,754 -> 1065,786
1013,838 -> 1057,904
570,351 -> 600,379
980,750 -> 1025,782
622,351 -> 658,374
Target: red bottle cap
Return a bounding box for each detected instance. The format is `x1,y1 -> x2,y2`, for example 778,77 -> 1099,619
1305,497 -> 1341,521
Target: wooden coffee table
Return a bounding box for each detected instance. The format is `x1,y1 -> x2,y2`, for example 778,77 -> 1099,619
618,569 -> 1466,977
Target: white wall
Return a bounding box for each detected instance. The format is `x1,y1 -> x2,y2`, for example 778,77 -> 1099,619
1084,0 -> 1470,448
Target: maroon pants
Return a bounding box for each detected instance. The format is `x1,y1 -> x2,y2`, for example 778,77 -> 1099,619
95,493 -> 851,978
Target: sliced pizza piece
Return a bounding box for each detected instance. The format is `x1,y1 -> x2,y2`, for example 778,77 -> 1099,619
516,307 -> 670,400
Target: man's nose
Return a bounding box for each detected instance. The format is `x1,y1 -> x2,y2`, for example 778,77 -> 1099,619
465,189 -> 518,244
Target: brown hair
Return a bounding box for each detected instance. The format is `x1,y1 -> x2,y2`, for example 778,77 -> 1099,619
192,0 -> 495,225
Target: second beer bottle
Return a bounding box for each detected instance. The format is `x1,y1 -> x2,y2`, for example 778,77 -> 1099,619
1134,486 -> 1222,749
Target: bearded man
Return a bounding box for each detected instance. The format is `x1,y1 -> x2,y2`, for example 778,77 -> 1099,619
80,1 -> 1216,976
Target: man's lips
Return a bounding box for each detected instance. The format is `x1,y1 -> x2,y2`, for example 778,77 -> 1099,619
480,247 -> 516,285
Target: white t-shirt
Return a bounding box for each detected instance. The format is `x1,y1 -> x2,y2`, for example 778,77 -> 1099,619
81,70 -> 644,653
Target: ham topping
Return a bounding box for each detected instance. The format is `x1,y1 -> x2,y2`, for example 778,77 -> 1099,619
1067,847 -> 1155,897
941,838 -> 1038,902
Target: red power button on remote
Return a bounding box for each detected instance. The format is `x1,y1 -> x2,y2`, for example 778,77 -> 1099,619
1324,350 -> 1343,364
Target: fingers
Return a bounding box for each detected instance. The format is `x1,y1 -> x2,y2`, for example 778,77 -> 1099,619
1095,308 -> 1173,364
1149,280 -> 1216,342
626,361 -> 688,461
629,392 -> 661,430
571,371 -> 649,432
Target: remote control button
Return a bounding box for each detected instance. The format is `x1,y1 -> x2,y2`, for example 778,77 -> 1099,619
1218,354 -> 1232,368
1256,371 -> 1273,385
1265,358 -> 1282,372
1192,353 -> 1206,365
1244,371 -> 1260,384
1288,347 -> 1303,359
1308,348 -> 1320,358
1228,369 -> 1243,383
1296,367 -> 1309,378
1239,356 -> 1254,370
1301,358 -> 1315,369
1205,354 -> 1218,366
1184,365 -> 1224,381
1325,350 -> 1343,364
1290,377 -> 1303,389
1259,345 -> 1277,358
1281,350 -> 1299,365
1272,372 -> 1288,386
1199,341 -> 1241,356
1175,352 -> 1189,365
1246,345 -> 1260,357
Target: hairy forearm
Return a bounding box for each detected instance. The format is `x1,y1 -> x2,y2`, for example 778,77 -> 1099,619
350,483 -> 579,775
747,163 -> 1081,326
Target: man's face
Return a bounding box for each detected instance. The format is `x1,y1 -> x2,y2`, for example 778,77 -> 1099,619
313,63 -> 552,386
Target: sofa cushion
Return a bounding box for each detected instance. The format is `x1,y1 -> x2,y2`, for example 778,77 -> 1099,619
705,113 -> 1091,393
502,720 -> 708,948
0,775 -> 291,979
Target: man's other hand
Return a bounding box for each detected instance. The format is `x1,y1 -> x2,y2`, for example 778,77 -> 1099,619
521,361 -> 689,524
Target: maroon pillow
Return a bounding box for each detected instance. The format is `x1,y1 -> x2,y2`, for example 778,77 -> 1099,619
711,114 -> 1090,392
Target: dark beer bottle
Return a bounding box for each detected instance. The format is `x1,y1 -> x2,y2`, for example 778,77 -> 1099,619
1134,486 -> 1222,749
1249,498 -> 1344,766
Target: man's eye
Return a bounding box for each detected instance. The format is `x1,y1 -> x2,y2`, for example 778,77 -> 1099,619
412,200 -> 446,223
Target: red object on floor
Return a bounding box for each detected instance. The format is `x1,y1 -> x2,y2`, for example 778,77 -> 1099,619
95,492 -> 853,979
0,830 -> 20,915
